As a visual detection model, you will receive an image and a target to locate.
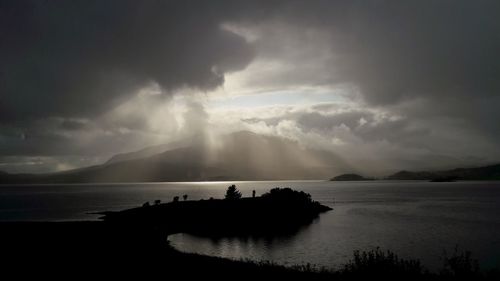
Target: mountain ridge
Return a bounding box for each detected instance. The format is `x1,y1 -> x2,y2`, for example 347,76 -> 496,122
386,163 -> 500,181
0,131 -> 346,183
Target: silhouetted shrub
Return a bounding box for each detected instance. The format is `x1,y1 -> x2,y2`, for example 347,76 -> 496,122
183,194 -> 188,201
173,196 -> 179,202
440,246 -> 481,279
341,247 -> 426,278
225,185 -> 242,200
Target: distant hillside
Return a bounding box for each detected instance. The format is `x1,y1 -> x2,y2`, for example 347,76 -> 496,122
386,164 -> 500,181
105,143 -> 172,165
330,174 -> 373,181
0,131 -> 348,183
105,137 -> 191,164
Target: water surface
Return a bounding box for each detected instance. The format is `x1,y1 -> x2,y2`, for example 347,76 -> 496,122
1,180 -> 499,270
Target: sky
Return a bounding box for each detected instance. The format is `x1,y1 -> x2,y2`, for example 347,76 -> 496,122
1,0 -> 500,175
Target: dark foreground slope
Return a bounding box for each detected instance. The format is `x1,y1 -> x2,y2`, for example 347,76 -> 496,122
2,222 -> 497,280
0,221 -> 331,279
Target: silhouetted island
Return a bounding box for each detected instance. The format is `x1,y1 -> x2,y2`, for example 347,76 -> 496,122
330,173 -> 374,181
429,176 -> 458,182
99,186 -> 332,236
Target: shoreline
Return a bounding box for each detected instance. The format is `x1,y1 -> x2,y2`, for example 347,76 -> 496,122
1,220 -> 498,279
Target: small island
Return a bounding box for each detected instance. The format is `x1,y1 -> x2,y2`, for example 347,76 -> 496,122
99,186 -> 332,236
429,176 -> 458,182
330,173 -> 374,181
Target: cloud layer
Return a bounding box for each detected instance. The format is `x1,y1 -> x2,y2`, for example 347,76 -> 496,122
1,1 -> 500,174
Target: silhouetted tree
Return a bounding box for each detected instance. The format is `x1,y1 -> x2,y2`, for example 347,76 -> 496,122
173,196 -> 179,202
183,194 -> 188,201
225,185 -> 242,200
252,190 -> 256,198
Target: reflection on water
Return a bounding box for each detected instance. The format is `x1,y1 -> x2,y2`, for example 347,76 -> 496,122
170,229 -> 316,266
170,213 -> 325,266
2,180 -> 500,270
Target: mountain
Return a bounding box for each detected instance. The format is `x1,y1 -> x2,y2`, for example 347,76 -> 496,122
386,163 -> 500,181
105,137 -> 191,164
0,131 -> 348,183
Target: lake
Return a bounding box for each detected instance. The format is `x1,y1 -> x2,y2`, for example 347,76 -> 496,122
1,180 -> 499,270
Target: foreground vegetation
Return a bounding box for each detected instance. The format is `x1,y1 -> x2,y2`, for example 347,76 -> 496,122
227,246 -> 500,280
1,220 -> 498,279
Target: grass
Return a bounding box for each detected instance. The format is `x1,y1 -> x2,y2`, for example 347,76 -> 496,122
200,246 -> 499,280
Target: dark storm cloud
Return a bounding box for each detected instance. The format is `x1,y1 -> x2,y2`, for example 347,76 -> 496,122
0,0 -> 254,121
233,0 -> 500,105
327,1 -> 500,105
